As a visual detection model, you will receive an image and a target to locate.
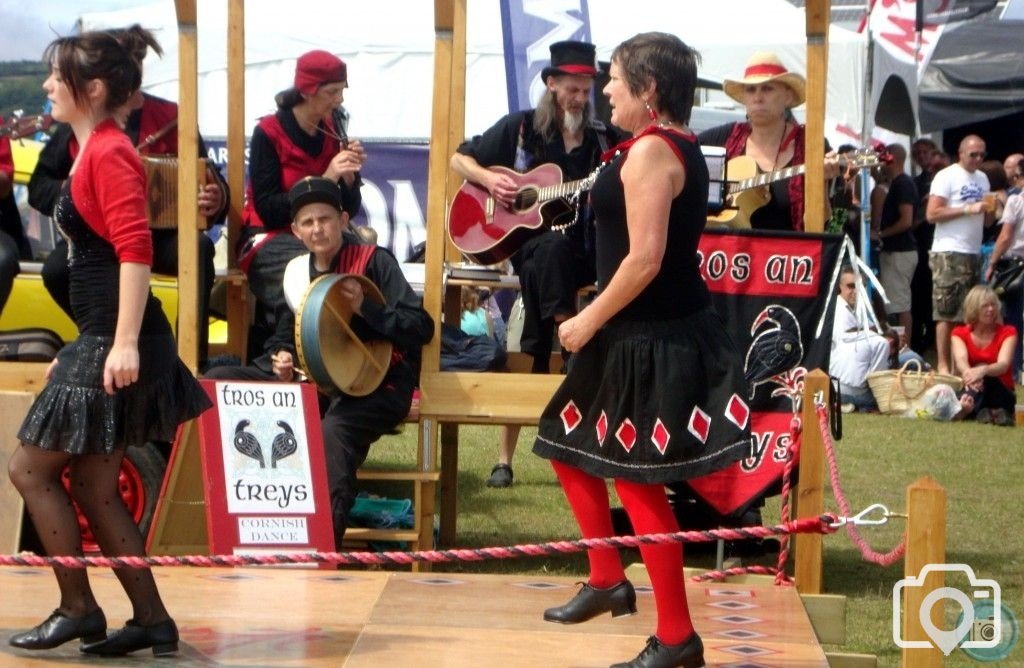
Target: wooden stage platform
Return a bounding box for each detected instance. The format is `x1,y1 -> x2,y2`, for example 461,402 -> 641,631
0,566 -> 828,667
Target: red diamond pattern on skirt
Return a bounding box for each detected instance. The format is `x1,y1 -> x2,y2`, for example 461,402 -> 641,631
560,400 -> 582,434
688,406 -> 711,444
596,411 -> 608,446
725,393 -> 750,430
615,418 -> 637,453
651,418 -> 671,455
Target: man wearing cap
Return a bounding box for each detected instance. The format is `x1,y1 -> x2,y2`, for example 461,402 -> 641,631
449,39 -> 621,489
925,134 -> 997,375
698,51 -> 834,231
241,49 -> 367,361
210,176 -> 433,547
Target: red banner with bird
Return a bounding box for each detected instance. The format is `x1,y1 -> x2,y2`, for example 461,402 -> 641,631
674,229 -> 843,519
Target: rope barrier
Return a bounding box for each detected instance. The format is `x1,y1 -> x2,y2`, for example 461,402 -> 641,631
814,401 -> 906,567
692,414 -> 803,585
0,516 -> 837,569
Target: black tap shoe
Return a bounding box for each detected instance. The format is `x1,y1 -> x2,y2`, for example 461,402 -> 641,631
9,608 -> 107,650
80,618 -> 178,657
610,633 -> 705,668
543,580 -> 637,624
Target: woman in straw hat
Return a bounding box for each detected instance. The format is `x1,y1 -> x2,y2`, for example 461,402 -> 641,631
698,51 -> 834,231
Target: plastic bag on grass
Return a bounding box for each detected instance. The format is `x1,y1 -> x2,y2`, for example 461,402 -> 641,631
903,383 -> 961,421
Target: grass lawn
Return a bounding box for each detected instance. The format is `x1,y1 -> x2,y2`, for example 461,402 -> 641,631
364,403 -> 1023,667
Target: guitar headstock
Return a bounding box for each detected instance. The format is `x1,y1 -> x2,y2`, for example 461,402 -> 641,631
840,147 -> 884,172
0,113 -> 53,141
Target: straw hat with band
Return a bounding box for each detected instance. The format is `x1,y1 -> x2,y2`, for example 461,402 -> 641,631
541,40 -> 598,81
723,51 -> 806,107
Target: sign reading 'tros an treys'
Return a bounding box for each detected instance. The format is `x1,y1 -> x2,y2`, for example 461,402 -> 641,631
196,380 -> 335,561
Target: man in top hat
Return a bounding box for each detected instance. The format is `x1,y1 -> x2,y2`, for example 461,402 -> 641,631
208,176 -> 433,547
450,39 -> 622,488
698,51 -> 836,231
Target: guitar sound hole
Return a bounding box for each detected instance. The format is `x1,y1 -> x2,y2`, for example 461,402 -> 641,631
515,188 -> 538,211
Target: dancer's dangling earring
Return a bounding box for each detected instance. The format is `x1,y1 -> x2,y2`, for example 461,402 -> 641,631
645,100 -> 657,121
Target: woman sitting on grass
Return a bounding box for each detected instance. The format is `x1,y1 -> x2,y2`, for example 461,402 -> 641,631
952,284 -> 1018,426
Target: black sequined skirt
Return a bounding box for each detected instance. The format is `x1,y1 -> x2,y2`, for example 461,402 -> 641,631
532,308 -> 752,484
18,334 -> 212,454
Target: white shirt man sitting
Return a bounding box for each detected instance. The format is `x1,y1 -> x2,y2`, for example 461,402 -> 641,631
830,268 -> 895,412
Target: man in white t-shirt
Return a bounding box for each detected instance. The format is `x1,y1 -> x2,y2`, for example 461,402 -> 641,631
925,134 -> 997,374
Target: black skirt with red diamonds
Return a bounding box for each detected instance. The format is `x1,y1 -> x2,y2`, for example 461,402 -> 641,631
532,308 -> 752,484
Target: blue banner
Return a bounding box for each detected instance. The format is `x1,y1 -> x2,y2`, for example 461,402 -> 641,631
205,140 -> 429,262
499,0 -> 591,113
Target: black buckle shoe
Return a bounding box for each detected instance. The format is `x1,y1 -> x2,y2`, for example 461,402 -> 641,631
610,633 -> 705,668
9,608 -> 107,650
543,580 -> 637,624
486,463 -> 514,488
80,618 -> 178,657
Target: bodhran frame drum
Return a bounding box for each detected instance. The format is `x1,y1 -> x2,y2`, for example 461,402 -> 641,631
142,155 -> 208,229
295,273 -> 393,397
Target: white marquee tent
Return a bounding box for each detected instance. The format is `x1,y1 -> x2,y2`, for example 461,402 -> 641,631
80,0 -> 867,146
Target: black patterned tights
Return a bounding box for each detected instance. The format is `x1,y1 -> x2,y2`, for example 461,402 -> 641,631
8,444 -> 169,625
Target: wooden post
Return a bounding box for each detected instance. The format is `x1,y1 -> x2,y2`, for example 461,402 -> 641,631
803,0 -> 830,232
902,477 -> 947,668
420,0 -> 466,378
224,0 -> 249,362
174,0 -> 200,372
793,368 -> 828,593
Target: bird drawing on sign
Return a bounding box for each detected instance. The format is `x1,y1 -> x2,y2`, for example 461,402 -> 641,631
744,305 -> 806,404
271,420 -> 298,468
233,419 -> 265,468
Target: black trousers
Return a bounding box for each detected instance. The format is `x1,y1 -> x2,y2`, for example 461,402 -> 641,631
511,231 -> 593,370
43,229 -> 216,361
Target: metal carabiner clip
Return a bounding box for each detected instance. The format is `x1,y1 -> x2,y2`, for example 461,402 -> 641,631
830,503 -> 891,528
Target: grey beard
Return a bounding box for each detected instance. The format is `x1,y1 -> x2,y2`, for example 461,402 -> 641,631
563,110 -> 584,134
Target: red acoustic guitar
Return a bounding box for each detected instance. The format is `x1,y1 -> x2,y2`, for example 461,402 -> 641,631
447,163 -> 594,265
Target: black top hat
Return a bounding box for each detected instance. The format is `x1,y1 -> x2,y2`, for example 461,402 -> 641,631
289,176 -> 343,219
541,40 -> 598,81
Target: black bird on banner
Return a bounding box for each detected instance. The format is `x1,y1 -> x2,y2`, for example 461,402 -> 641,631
233,419 -> 265,468
744,305 -> 804,398
271,421 -> 298,468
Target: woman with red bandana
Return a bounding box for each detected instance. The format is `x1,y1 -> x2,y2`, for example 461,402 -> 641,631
240,49 -> 365,360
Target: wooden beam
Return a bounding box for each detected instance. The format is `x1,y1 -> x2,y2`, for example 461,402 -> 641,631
175,2 -> 200,372
793,369 -> 828,593
902,477 -> 946,668
420,0 -> 466,377
803,0 -> 830,232
227,0 -> 245,270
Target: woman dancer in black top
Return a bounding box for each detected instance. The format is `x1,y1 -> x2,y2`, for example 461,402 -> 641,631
533,33 -> 751,668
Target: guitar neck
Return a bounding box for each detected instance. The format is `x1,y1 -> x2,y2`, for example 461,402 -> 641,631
730,156 -> 871,195
732,164 -> 807,193
535,175 -> 594,203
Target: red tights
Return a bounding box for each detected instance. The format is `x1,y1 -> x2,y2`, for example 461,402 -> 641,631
551,459 -> 694,645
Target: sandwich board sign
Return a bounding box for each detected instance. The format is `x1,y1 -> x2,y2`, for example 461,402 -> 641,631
196,379 -> 334,565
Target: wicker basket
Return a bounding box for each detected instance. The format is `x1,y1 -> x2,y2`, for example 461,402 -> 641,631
866,359 -> 963,415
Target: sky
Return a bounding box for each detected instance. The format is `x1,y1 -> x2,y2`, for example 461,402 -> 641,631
0,0 -> 143,61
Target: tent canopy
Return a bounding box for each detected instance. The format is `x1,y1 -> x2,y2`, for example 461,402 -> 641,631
871,11 -> 1024,136
80,0 -> 866,145
917,18 -> 1024,132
